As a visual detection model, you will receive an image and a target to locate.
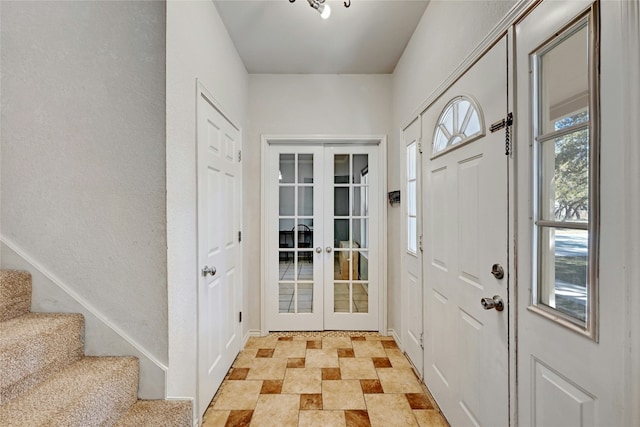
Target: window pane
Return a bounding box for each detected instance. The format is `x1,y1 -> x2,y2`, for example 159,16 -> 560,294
334,187 -> 349,216
298,187 -> 314,216
334,154 -> 350,183
334,220 -> 349,247
538,227 -> 588,323
408,181 -> 417,216
279,219 -> 294,249
279,283 -> 295,313
279,252 -> 295,280
279,154 -> 295,183
298,154 -> 314,184
407,143 -> 416,180
334,283 -> 350,313
352,219 -> 368,249
353,282 -> 368,313
352,186 -> 368,216
408,217 -> 417,253
540,128 -> 589,222
353,155 -> 369,184
297,283 -> 313,313
279,187 -> 294,216
539,23 -> 589,134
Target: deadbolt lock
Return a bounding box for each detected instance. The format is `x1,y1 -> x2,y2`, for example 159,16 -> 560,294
491,264 -> 505,279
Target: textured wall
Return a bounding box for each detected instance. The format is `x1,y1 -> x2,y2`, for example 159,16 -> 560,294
246,74 -> 392,332
1,1 -> 168,362
166,0 -> 249,404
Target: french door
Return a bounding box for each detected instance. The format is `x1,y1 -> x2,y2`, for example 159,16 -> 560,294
264,142 -> 380,331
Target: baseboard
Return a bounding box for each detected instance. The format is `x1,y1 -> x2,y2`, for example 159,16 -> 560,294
388,328 -> 402,349
243,329 -> 262,347
1,237 -> 167,399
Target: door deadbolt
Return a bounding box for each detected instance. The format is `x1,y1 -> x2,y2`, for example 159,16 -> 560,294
481,295 -> 504,311
202,266 -> 217,277
491,264 -> 504,279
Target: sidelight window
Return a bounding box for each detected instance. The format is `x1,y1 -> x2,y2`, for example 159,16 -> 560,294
531,12 -> 599,337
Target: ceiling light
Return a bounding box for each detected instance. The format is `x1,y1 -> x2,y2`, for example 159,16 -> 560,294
289,0 -> 350,19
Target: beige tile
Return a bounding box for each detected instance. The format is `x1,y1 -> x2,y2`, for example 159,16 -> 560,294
366,335 -> 395,341
281,367 -> 322,394
213,380 -> 262,410
305,348 -> 340,368
245,336 -> 279,349
351,340 -> 387,358
226,410 -> 254,426
365,394 -> 419,427
250,394 -> 299,427
376,368 -> 424,393
201,409 -> 229,427
385,348 -> 414,368
299,410 -> 347,427
322,337 -> 353,349
272,340 -> 307,358
413,410 -> 448,427
246,358 -> 288,380
300,393 -> 323,410
344,410 -> 372,427
322,380 -> 366,410
233,349 -> 258,368
339,358 -> 378,380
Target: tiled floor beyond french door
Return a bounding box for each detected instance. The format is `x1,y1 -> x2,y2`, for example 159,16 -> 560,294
202,332 -> 448,427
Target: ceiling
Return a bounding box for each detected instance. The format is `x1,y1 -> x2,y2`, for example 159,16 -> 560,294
213,0 -> 430,74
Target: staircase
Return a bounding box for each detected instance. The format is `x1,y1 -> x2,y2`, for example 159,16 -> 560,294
0,270 -> 192,426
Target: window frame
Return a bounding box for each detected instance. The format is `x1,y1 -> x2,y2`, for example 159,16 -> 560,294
431,95 -> 486,159
529,8 -> 600,340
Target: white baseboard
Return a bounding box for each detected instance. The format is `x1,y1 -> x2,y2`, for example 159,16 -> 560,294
388,328 -> 402,349
243,329 -> 262,348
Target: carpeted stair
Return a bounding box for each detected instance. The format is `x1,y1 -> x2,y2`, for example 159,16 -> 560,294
0,270 -> 192,426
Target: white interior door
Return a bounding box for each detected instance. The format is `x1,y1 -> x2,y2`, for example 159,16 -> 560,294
265,142 -> 380,332
422,37 -> 509,426
196,88 -> 242,418
515,2 -> 629,425
402,118 -> 424,376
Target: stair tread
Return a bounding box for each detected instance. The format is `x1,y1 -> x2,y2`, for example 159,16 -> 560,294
1,313 -> 84,402
0,356 -> 139,426
114,400 -> 192,427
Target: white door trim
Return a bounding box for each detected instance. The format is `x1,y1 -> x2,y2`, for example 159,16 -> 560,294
260,134 -> 388,336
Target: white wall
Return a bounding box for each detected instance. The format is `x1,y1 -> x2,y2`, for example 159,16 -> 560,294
389,0 -> 516,336
1,0 -> 168,367
246,74 -> 392,332
166,0 -> 249,405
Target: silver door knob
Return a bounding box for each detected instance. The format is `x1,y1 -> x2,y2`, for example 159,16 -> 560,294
202,266 -> 217,277
326,246 -> 333,253
491,264 -> 504,279
481,295 -> 504,311
315,247 -> 322,253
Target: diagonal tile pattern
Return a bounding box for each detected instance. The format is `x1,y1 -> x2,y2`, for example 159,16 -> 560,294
203,332 -> 448,427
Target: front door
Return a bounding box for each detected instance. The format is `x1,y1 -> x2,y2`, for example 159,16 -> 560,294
422,37 -> 509,426
265,142 -> 380,332
515,2 -> 629,425
196,88 -> 242,418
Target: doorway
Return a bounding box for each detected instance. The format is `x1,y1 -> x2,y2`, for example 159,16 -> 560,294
262,138 -> 386,333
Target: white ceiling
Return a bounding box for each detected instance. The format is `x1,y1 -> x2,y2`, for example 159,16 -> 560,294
213,0 -> 430,74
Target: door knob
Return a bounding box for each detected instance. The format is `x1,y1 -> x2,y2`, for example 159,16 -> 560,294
326,246 -> 333,253
201,266 -> 217,277
315,247 -> 322,253
481,295 -> 504,311
491,264 -> 504,279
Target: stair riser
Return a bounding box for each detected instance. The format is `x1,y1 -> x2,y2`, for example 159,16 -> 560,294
0,314 -> 84,403
0,270 -> 32,321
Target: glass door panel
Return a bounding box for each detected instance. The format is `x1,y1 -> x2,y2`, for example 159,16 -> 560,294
330,153 -> 369,314
270,146 -> 324,330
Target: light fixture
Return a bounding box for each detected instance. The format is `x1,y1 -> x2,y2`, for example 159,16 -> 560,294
289,0 -> 351,19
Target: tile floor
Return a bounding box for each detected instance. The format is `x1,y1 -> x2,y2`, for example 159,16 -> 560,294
202,332 -> 448,427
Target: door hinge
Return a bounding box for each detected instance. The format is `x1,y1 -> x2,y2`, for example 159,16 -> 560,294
239,311 -> 242,323
417,141 -> 423,154
238,231 -> 242,242
420,332 -> 424,349
489,112 -> 514,156
238,150 -> 242,162
419,234 -> 424,252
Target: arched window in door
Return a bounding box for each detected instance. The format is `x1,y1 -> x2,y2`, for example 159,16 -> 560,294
432,95 -> 485,157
